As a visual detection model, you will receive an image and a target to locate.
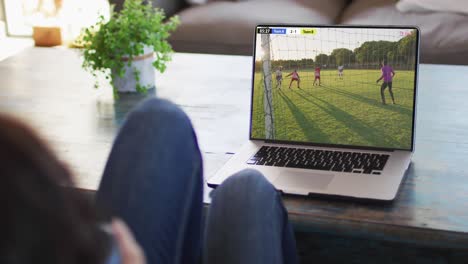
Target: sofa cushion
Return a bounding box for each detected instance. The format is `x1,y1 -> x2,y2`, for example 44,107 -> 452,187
186,0 -> 209,5
340,0 -> 468,65
170,0 -> 348,55
396,0 -> 468,15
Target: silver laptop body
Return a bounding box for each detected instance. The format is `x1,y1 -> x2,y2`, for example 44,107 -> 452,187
208,25 -> 420,201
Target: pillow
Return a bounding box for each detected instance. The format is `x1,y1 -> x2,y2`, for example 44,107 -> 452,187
185,0 -> 253,5
396,0 -> 468,15
186,0 -> 208,4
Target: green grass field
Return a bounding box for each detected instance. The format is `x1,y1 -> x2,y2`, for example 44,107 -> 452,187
251,69 -> 415,149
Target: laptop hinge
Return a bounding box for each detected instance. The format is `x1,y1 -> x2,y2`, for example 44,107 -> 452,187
263,140 -> 395,152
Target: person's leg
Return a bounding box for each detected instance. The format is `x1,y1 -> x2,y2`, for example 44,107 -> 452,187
204,169 -> 298,264
381,82 -> 387,104
388,82 -> 395,104
297,78 -> 301,89
289,79 -> 293,89
96,98 -> 203,264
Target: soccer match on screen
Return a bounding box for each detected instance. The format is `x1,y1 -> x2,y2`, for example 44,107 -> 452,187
251,27 -> 417,150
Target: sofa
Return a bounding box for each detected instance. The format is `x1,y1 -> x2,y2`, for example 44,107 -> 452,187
143,0 -> 468,65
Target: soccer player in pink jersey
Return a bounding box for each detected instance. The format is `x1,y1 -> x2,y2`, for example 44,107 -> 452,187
313,66 -> 321,86
286,67 -> 300,89
376,60 -> 396,105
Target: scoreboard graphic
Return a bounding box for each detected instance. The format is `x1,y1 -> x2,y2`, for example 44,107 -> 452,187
257,27 -> 316,35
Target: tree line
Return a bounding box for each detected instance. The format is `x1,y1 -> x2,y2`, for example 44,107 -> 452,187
255,30 -> 416,71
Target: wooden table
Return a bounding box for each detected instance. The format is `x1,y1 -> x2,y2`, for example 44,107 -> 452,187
1,48 -> 468,260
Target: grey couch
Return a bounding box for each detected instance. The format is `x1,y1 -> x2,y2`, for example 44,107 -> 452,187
151,0 -> 468,65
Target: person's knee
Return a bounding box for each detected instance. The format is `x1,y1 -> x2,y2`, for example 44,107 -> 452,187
209,169 -> 282,230
216,169 -> 277,201
226,169 -> 268,186
136,98 -> 182,118
128,98 -> 191,129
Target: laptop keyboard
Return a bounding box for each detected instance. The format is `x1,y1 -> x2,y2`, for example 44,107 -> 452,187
247,146 -> 389,174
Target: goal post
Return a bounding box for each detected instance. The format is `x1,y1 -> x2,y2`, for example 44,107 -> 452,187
261,33 -> 275,139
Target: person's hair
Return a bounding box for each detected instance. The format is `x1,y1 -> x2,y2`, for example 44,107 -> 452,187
383,59 -> 388,65
0,114 -> 110,264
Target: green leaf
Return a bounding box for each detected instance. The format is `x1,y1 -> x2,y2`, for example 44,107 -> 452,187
78,0 -> 178,94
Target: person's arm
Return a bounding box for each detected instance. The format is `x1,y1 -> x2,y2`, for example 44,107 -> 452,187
377,68 -> 384,83
392,70 -> 396,78
286,72 -> 292,77
376,75 -> 383,83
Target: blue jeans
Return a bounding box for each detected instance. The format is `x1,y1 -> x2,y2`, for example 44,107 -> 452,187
96,98 -> 297,264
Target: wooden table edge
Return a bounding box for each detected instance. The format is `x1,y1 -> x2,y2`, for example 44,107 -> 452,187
74,186 -> 468,250
290,212 -> 468,249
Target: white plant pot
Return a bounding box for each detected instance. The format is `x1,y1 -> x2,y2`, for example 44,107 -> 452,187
112,45 -> 156,93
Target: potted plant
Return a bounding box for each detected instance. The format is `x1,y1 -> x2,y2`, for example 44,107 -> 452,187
80,0 -> 179,97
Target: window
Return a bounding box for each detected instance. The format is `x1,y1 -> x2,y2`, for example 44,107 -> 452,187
3,0 -> 110,39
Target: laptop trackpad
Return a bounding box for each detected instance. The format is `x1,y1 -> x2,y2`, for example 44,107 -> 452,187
274,170 -> 334,192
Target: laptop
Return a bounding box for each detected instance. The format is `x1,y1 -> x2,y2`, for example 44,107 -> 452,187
208,25 -> 419,201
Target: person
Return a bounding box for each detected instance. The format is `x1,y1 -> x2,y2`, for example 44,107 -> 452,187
376,59 -> 396,105
275,66 -> 283,89
286,67 -> 300,89
1,98 -> 298,264
338,65 -> 344,79
313,66 -> 321,86
0,115 -> 117,264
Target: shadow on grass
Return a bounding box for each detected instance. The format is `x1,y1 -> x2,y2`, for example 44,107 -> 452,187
343,79 -> 414,91
292,89 -> 402,147
251,75 -> 268,138
276,90 -> 331,143
311,85 -> 413,117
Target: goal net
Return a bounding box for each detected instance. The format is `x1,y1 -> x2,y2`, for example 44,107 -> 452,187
253,27 -> 417,147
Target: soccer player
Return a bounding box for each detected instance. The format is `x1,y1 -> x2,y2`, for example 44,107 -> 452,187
275,66 -> 283,89
286,68 -> 300,89
376,59 -> 396,105
313,66 -> 321,86
338,65 -> 344,79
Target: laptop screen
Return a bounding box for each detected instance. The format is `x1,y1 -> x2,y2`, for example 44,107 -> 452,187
251,25 -> 419,151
